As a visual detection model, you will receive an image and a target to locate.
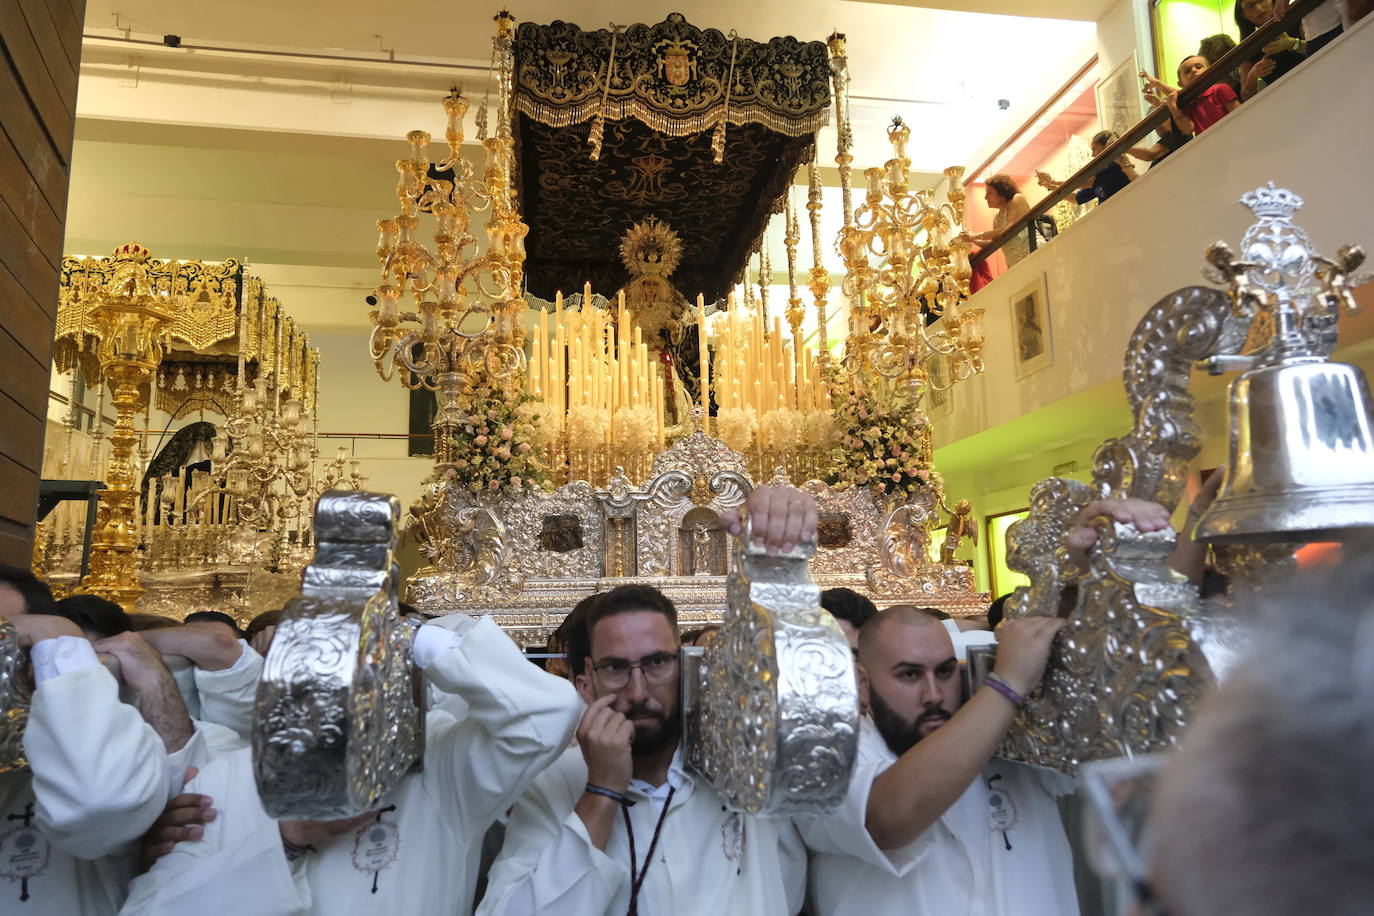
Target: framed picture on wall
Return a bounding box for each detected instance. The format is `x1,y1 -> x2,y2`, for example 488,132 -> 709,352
1095,51 -> 1145,141
1010,274 -> 1053,379
986,507 -> 1032,598
925,353 -> 953,420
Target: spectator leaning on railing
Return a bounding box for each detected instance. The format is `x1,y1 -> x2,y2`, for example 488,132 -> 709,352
1197,34 -> 1243,95
1142,57 -> 1240,138
1235,0 -> 1307,97
1035,131 -> 1137,206
1275,0 -> 1371,52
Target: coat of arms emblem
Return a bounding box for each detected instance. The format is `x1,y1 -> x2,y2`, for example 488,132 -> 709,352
657,38 -> 697,87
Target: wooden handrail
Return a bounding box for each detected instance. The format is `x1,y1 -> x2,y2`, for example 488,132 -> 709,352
969,0 -> 1323,268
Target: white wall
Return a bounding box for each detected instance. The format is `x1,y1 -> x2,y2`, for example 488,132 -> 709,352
929,21 -> 1374,590
937,20 -> 1374,450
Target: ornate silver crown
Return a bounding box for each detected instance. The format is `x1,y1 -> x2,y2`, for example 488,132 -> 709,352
1240,182 -> 1303,223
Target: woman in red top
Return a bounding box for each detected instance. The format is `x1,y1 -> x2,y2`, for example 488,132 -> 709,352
1142,56 -> 1240,137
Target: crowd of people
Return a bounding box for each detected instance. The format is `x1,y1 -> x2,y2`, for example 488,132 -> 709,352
971,0 -> 1366,277
2,481 -> 1367,915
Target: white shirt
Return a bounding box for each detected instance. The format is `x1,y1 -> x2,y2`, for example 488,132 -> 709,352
0,643 -> 212,915
801,717 -> 1080,916
1303,0 -> 1347,37
120,616 -> 581,916
477,747 -> 807,916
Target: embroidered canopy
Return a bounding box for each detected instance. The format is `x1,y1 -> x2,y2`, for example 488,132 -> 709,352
512,12 -> 831,301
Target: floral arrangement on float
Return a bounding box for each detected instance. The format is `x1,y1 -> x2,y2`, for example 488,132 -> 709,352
448,386 -> 549,496
826,382 -> 935,499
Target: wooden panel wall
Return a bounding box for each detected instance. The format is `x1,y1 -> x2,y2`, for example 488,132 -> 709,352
0,0 -> 85,567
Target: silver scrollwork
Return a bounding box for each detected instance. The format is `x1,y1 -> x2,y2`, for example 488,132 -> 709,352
0,618 -> 31,775
686,519 -> 858,815
253,490 -> 424,819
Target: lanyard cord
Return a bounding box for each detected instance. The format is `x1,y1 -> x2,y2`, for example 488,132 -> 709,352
622,785 -> 677,916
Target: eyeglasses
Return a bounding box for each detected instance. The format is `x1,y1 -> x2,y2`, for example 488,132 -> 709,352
591,651 -> 679,689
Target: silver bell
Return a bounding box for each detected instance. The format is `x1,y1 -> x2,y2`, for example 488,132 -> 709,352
1196,359 -> 1374,544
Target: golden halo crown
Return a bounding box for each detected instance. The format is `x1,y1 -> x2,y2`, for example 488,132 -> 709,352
619,216 -> 683,279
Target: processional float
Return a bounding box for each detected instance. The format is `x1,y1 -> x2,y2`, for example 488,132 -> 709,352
366,11 -> 989,641
236,182 -> 1372,818
35,247 -> 334,621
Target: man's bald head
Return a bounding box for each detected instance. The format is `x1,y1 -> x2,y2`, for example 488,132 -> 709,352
859,605 -> 962,755
857,605 -> 947,665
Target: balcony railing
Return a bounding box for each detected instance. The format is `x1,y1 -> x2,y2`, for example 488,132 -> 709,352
969,0 -> 1326,269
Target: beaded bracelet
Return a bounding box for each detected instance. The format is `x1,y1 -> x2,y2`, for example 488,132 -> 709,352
585,783 -> 635,807
983,672 -> 1026,709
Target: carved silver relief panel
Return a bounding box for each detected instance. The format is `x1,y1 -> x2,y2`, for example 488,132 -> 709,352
686,520 -> 858,815
254,490 -> 424,819
0,618 -> 30,774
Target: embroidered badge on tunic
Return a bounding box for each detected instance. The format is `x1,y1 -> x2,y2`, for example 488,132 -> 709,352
0,804 -> 51,902
987,785 -> 1020,833
352,808 -> 401,894
720,811 -> 746,867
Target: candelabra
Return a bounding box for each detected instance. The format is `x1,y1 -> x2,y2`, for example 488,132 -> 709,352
839,118 -> 984,405
213,374 -> 314,562
79,246 -> 175,611
368,12 -> 528,572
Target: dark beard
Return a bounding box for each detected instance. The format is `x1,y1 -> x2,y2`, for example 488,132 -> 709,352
627,704 -> 682,758
869,688 -> 953,757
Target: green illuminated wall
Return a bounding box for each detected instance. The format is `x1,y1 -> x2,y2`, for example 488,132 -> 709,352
1153,0 -> 1239,78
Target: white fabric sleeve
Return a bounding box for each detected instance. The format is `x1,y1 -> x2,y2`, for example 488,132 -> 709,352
411,622 -> 469,668
29,635 -> 99,684
796,752 -> 933,876
417,615 -> 582,836
120,748 -> 309,916
24,663 -> 170,858
193,639 -> 263,742
476,767 -> 627,916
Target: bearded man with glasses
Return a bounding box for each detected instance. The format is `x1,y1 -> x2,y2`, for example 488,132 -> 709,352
476,485 -> 813,916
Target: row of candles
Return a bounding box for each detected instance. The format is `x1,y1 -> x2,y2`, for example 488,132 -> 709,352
526,287 -> 831,439
528,286 -> 669,448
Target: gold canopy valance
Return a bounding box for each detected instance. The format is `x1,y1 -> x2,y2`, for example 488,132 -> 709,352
54,246 -> 318,418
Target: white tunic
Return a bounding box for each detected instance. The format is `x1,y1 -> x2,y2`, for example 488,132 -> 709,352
170,639 -> 263,741
0,639 -> 205,915
120,616 -> 581,916
802,717 -> 1080,916
476,747 -> 807,916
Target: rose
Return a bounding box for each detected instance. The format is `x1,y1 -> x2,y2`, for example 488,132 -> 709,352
500,426 -> 513,440
518,442 -> 531,454
496,446 -> 512,460
917,469 -> 930,481
891,472 -> 902,482
487,479 -> 500,490
510,476 -> 522,488
475,435 -> 488,445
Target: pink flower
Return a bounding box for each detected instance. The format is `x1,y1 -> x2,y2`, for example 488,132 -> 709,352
475,435 -> 489,445
445,468 -> 457,479
496,446 -> 512,460
487,479 -> 500,490
500,426 -> 513,440
510,476 -> 522,488
917,469 -> 930,481
891,472 -> 902,482
858,408 -> 870,420
518,442 -> 531,454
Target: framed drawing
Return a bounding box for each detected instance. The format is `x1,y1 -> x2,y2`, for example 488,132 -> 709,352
1095,51 -> 1145,141
1010,274 -> 1053,379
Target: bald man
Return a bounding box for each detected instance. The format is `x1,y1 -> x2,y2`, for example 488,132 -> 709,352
799,606 -> 1078,916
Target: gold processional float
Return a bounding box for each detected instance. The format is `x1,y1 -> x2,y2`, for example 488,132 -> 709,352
370,12 -> 988,641
33,247 -> 347,618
